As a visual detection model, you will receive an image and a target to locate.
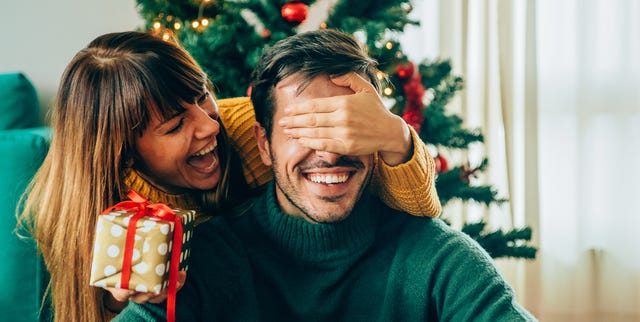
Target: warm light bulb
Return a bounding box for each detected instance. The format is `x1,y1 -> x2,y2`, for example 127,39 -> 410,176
162,33 -> 170,41
383,87 -> 393,96
192,21 -> 200,28
376,71 -> 385,80
320,22 -> 327,29
167,15 -> 173,22
201,18 -> 209,26
174,22 -> 181,30
385,42 -> 393,50
153,22 -> 161,29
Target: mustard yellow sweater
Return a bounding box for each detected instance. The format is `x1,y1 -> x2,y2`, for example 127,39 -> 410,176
125,97 -> 441,217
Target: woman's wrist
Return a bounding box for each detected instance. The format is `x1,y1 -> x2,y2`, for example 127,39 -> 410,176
103,291 -> 128,313
379,115 -> 413,166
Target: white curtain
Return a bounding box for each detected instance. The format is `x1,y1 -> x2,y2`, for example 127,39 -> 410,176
402,0 -> 640,321
536,0 -> 640,320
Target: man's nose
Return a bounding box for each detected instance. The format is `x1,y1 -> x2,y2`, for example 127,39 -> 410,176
313,150 -> 341,164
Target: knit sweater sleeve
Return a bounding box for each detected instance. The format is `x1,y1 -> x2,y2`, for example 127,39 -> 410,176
372,125 -> 442,217
218,97 -> 273,188
218,97 -> 441,217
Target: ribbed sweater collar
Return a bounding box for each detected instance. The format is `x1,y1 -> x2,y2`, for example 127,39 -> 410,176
123,168 -> 200,211
253,183 -> 379,263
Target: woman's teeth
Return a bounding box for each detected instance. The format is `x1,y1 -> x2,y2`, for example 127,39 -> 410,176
307,173 -> 349,184
193,142 -> 217,157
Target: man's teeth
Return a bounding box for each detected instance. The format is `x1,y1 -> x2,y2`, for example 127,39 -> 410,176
193,142 -> 217,156
308,174 -> 349,184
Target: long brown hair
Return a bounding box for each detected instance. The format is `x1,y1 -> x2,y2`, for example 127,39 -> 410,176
18,31 -> 246,321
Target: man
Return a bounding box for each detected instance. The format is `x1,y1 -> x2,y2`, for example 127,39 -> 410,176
116,29 -> 536,321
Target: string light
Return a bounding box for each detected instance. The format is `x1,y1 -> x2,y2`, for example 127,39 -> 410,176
320,22 -> 327,29
150,0 -> 212,33
383,87 -> 393,96
191,0 -> 211,31
385,42 -> 393,50
376,71 -> 385,80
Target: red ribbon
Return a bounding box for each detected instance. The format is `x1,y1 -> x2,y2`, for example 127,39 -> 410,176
103,190 -> 182,322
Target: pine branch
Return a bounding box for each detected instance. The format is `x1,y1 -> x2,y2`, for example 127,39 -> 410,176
327,0 -> 418,46
435,166 -> 504,206
462,222 -> 537,259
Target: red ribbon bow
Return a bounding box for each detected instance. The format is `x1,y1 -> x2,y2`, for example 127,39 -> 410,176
103,190 -> 182,322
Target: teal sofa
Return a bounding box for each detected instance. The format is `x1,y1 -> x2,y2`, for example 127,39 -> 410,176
0,72 -> 51,322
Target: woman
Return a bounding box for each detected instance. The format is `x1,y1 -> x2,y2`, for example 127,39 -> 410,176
18,31 -> 440,322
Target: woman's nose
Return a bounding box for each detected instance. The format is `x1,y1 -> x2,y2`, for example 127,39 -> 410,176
194,110 -> 220,139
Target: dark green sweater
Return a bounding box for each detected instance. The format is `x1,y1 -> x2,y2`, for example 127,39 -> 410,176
115,184 -> 536,321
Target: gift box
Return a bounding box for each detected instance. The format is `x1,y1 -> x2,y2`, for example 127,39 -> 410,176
89,191 -> 196,294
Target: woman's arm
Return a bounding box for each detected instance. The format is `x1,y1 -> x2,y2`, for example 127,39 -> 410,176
372,125 -> 441,217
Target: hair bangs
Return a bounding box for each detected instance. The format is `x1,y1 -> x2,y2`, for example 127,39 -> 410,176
145,43 -> 209,123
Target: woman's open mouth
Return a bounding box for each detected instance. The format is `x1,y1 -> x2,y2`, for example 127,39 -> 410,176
187,141 -> 218,172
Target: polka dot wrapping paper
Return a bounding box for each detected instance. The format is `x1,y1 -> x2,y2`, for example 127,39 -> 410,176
88,207 -> 196,294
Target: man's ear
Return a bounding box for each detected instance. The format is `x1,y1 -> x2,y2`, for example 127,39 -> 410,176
253,122 -> 272,166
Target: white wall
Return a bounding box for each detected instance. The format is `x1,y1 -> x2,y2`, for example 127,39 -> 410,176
0,0 -> 434,126
0,0 -> 143,125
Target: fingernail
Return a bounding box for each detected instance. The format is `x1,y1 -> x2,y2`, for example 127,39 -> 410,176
278,118 -> 288,126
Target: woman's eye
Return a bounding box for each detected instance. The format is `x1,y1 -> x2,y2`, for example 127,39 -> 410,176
166,117 -> 184,134
197,91 -> 210,104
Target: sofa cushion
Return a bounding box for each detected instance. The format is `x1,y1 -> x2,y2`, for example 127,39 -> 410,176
0,73 -> 39,130
0,127 -> 51,322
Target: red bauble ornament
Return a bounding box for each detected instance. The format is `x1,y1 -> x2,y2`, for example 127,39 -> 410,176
434,154 -> 448,173
396,62 -> 414,79
281,2 -> 308,24
260,29 -> 271,38
402,109 -> 423,133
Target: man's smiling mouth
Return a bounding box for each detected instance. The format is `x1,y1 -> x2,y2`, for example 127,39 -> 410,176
306,172 -> 351,185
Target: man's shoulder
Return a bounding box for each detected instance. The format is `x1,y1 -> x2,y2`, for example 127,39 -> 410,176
401,214 -> 465,242
378,203 -> 488,260
378,202 -> 457,240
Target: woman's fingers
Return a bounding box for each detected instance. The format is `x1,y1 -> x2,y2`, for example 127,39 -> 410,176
104,287 -> 136,303
279,113 -> 339,128
103,271 -> 188,305
283,95 -> 342,116
330,73 -> 378,94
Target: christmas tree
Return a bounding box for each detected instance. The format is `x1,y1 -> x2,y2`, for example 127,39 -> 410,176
135,0 -> 536,259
